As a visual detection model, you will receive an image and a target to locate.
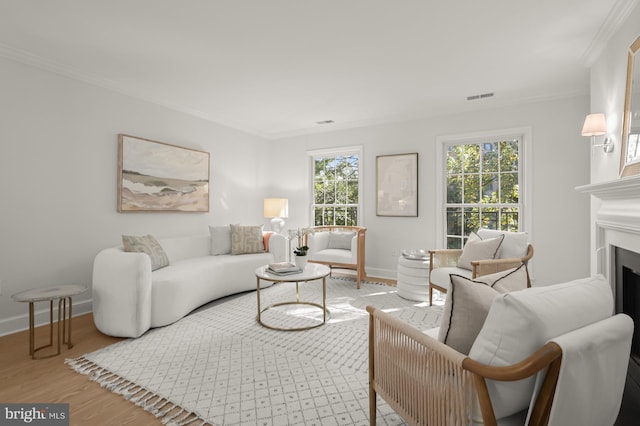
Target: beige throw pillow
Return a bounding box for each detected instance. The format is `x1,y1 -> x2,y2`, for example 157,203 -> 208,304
230,224 -> 265,255
122,234 -> 169,271
438,264 -> 529,354
457,232 -> 504,270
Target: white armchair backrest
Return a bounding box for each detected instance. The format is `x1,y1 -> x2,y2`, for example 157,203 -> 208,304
536,313 -> 633,426
477,228 -> 529,259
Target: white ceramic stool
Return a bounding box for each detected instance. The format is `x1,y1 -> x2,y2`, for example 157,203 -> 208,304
397,255 -> 430,302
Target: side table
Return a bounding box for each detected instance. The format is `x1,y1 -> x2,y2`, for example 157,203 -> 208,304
397,255 -> 430,302
11,284 -> 87,359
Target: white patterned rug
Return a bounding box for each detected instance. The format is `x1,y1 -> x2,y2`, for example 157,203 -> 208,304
67,278 -> 443,426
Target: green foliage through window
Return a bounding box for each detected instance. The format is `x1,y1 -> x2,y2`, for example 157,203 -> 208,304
312,154 -> 359,226
446,139 -> 520,248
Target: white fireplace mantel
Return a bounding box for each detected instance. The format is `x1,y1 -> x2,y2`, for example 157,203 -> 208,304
576,174 -> 640,279
576,174 -> 640,200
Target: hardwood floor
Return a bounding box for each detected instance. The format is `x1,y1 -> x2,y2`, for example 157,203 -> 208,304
0,313 -> 160,425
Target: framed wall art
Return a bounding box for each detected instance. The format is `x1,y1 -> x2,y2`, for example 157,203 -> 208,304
118,134 -> 210,212
376,152 -> 418,217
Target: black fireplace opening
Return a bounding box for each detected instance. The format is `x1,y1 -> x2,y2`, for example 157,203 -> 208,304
615,246 -> 640,387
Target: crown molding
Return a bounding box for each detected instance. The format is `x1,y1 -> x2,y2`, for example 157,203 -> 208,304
582,0 -> 640,67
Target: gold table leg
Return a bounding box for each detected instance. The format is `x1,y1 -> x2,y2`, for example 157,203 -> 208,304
29,296 -> 74,360
256,277 -> 330,331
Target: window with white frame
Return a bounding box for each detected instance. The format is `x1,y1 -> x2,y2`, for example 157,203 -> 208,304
309,147 -> 362,226
444,136 -> 524,249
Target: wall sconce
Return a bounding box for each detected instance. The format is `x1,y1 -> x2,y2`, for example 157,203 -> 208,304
263,198 -> 288,234
582,113 -> 614,153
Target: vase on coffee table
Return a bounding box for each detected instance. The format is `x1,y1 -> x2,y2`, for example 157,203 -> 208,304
295,256 -> 308,270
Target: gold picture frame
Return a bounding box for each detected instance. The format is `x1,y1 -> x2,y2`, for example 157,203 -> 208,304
118,134 -> 210,212
376,153 -> 418,217
620,35 -> 640,177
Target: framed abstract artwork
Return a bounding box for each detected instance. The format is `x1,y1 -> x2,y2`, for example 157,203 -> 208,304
118,134 -> 210,212
376,152 -> 418,217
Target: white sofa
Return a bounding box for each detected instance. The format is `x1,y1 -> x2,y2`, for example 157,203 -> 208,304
92,232 -> 287,337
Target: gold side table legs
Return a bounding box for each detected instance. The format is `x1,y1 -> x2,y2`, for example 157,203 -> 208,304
257,277 -> 330,331
28,296 -> 74,360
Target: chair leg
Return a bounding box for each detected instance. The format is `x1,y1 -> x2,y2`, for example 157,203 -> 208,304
369,386 -> 377,425
429,285 -> 433,306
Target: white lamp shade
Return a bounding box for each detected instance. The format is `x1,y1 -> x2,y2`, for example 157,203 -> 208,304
581,113 -> 607,136
263,198 -> 289,218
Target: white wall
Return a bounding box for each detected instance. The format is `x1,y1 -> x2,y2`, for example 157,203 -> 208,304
587,3 -> 640,273
0,49 -> 596,335
272,96 -> 592,285
0,57 -> 273,334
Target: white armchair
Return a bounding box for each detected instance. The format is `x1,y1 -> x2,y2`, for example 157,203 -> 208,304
368,275 -> 633,425
306,226 -> 366,289
429,228 -> 534,305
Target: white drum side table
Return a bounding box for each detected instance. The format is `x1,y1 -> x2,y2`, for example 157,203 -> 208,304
11,284 -> 87,359
397,256 -> 430,302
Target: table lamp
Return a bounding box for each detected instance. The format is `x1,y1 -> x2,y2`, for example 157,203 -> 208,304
263,198 -> 288,234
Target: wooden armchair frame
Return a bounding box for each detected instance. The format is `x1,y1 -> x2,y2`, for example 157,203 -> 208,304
306,225 -> 367,288
428,244 -> 534,304
368,305 -> 561,426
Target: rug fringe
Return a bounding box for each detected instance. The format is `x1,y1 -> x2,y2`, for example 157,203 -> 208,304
65,357 -> 213,426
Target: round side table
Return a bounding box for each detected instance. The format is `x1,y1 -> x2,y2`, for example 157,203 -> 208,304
255,263 -> 331,331
11,284 -> 87,359
397,255 -> 430,302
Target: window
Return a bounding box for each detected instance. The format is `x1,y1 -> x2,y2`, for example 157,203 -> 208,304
444,136 -> 523,249
310,147 -> 361,226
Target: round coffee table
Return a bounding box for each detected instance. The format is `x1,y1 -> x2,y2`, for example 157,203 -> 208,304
255,263 -> 331,331
11,284 -> 87,359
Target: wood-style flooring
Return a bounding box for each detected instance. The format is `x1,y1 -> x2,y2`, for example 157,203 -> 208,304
0,313 -> 160,425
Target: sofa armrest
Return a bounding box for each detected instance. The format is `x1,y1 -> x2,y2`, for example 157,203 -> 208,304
92,247 -> 153,337
267,233 -> 287,262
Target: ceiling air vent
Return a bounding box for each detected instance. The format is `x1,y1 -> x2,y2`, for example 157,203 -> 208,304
316,120 -> 334,125
466,92 -> 494,101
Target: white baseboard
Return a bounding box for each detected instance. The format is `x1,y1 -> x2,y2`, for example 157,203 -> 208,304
366,267 -> 397,281
0,298 -> 93,337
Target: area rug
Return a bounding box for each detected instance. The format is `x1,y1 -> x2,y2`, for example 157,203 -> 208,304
67,278 -> 443,425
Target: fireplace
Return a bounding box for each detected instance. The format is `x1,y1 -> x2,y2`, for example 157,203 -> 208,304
615,246 -> 640,387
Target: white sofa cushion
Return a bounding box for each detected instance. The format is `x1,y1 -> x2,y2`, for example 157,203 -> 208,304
457,232 -> 504,270
209,224 -> 232,255
429,266 -> 472,291
328,231 -> 355,250
468,275 -> 613,420
477,228 -> 528,259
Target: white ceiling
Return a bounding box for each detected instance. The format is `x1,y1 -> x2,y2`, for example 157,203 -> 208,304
0,0 -> 636,139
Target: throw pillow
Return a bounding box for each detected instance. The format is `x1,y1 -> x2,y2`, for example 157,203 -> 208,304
437,264 -> 529,355
438,276 -> 499,354
209,224 -> 232,256
263,231 -> 273,252
327,231 -> 355,250
477,228 -> 529,259
122,234 -> 169,271
457,232 -> 504,270
230,224 -> 265,255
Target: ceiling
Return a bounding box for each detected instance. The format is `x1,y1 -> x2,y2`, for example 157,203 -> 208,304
0,0 -> 636,139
